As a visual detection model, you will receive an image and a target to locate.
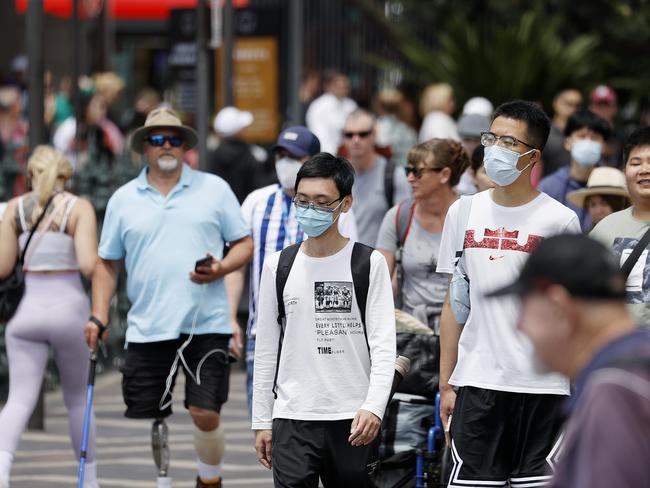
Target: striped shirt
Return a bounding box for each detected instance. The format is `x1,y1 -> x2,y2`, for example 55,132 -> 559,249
242,184 -> 358,337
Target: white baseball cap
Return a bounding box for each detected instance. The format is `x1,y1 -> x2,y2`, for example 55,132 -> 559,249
213,106 -> 253,137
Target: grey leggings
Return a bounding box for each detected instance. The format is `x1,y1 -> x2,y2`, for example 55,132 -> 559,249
0,272 -> 96,462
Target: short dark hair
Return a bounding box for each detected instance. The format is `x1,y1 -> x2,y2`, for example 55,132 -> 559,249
470,144 -> 485,172
564,109 -> 611,140
322,69 -> 346,86
295,152 -> 355,197
624,126 -> 650,164
492,100 -> 551,151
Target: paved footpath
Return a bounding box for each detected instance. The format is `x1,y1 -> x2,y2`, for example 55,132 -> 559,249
9,368 -> 273,487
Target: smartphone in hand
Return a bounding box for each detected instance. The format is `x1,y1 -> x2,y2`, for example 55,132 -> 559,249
194,255 -> 215,273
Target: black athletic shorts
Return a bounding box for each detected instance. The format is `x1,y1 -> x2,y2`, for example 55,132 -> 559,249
121,333 -> 231,419
272,418 -> 379,488
448,386 -> 564,488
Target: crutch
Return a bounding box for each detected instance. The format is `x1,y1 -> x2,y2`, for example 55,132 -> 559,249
77,344 -> 100,488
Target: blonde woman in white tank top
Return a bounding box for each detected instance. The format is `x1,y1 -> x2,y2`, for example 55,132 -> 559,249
0,145 -> 100,488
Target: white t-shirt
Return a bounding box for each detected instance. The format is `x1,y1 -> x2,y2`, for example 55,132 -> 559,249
306,93 -> 358,154
252,240 -> 396,429
437,190 -> 580,394
241,184 -> 358,337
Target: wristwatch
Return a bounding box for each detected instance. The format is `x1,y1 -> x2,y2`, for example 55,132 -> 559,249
88,315 -> 108,336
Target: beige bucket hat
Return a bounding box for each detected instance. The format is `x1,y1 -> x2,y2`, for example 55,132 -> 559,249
566,166 -> 629,208
131,107 -> 198,154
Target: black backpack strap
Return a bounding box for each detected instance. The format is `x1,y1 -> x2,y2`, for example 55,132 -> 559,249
621,226 -> 650,279
272,242 -> 301,399
384,158 -> 395,208
351,242 -> 374,353
394,199 -> 415,310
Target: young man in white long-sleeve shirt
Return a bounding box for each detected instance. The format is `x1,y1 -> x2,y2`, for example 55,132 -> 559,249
252,153 -> 396,487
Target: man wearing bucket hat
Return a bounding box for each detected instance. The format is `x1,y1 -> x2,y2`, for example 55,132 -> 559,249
226,125 -> 358,415
591,126 -> 650,329
486,234 -> 650,488
566,167 -> 630,229
85,107 -> 253,488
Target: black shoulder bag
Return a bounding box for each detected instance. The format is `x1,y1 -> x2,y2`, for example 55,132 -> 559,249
0,194 -> 56,324
621,226 -> 650,279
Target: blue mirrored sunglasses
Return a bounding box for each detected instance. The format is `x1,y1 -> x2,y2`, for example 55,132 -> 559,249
146,134 -> 184,147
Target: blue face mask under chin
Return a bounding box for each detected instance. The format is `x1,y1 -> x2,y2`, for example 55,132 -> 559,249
296,201 -> 344,237
483,145 -> 534,187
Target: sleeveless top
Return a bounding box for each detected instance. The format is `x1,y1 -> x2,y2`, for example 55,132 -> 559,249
17,195 -> 80,271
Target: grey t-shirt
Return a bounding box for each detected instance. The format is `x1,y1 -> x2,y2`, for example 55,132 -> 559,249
352,156 -> 412,247
376,204 -> 448,329
590,207 -> 650,327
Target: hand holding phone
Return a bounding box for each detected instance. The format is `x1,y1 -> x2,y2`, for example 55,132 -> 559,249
195,255 -> 215,274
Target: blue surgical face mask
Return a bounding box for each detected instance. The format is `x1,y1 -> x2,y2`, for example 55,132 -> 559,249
295,201 -> 343,238
571,139 -> 602,166
483,145 -> 534,187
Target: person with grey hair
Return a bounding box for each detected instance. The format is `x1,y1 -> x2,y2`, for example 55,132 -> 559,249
342,109 -> 412,246
85,107 -> 253,488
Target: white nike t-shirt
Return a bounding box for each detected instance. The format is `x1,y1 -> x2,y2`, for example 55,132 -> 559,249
437,190 -> 580,394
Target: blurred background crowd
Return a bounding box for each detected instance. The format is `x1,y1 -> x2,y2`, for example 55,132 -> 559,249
1,0 -> 650,408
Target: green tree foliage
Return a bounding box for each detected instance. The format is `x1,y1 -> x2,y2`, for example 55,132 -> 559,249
351,0 -> 650,118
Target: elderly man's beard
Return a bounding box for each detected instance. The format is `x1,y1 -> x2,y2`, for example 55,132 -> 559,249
157,155 -> 179,172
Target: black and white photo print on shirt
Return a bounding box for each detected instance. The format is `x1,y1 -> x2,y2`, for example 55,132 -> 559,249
315,281 -> 353,313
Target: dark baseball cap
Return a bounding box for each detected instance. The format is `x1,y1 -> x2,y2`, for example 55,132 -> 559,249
487,234 -> 627,300
272,126 -> 321,157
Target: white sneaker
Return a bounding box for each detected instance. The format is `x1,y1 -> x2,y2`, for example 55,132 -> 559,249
156,476 -> 172,488
83,482 -> 100,488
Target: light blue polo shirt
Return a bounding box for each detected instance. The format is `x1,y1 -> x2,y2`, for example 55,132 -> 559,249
99,164 -> 250,343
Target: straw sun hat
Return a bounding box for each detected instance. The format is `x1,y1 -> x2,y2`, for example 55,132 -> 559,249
131,107 -> 198,154
566,167 -> 629,208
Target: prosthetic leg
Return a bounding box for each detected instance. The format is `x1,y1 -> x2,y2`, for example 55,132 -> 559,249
152,419 -> 171,488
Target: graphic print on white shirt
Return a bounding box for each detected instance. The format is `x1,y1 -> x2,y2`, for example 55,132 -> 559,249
437,190 -> 581,395
315,281 -> 353,313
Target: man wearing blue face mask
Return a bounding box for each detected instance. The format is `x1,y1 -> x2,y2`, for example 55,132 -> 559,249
437,100 -> 581,488
228,126 -> 358,417
252,153 -> 396,487
539,109 -> 612,231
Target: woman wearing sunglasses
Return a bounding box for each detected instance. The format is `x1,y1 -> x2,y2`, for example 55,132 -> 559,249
376,138 -> 469,331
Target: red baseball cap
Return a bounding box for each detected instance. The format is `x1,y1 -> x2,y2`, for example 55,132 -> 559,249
590,85 -> 617,105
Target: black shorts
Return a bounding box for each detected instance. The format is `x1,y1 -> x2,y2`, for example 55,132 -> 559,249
121,333 -> 231,419
448,386 -> 564,488
272,419 -> 379,488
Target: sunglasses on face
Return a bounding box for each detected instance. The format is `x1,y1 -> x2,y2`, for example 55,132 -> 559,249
405,165 -> 444,178
343,129 -> 373,139
146,134 -> 184,147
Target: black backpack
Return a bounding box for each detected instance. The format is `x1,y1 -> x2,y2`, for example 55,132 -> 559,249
272,241 -> 374,398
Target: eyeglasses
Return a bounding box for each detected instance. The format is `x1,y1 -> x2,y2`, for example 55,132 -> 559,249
343,130 -> 373,139
292,196 -> 343,213
480,131 -> 536,150
405,165 -> 444,178
146,134 -> 184,147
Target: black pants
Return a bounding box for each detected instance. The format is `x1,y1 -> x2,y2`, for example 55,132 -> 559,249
272,418 -> 379,488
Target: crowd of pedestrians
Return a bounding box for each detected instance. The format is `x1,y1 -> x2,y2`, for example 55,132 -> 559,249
0,64 -> 649,488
